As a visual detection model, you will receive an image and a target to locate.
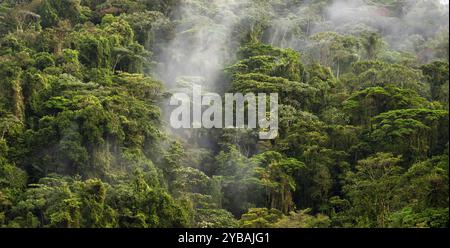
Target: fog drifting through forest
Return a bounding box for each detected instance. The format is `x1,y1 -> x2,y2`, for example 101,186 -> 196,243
0,0 -> 448,228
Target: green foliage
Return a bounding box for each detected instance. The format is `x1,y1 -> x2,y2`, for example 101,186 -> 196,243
34,52 -> 55,71
108,171 -> 189,228
348,60 -> 429,96
213,145 -> 263,216
371,109 -> 448,162
252,151 -> 304,214
230,42 -> 304,82
0,0 -> 448,229
194,208 -> 238,228
421,61 -> 449,105
342,153 -> 404,227
343,85 -> 429,126
389,207 -> 449,228
239,208 -> 283,228
273,209 -> 331,228
309,32 -> 361,78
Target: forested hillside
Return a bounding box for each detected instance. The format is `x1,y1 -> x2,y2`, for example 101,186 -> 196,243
0,0 -> 448,228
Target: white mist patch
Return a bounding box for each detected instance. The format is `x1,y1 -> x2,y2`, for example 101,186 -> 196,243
157,0 -> 250,90
324,0 -> 449,51
258,0 -> 448,61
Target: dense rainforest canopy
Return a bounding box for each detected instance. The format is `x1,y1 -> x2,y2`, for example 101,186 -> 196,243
0,0 -> 448,228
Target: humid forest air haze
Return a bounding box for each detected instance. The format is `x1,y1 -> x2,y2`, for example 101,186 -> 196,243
0,0 -> 449,228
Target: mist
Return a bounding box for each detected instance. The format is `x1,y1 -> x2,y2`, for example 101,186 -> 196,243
155,0 -> 449,140
261,0 -> 449,62
156,0 -> 250,92
325,0 -> 449,51
154,0 -> 255,149
157,0 -> 449,87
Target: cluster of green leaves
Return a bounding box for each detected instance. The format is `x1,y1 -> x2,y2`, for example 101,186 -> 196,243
0,0 -> 448,228
0,0 -> 205,228
220,39 -> 448,227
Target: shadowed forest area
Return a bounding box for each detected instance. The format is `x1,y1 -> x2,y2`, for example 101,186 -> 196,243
0,0 -> 448,228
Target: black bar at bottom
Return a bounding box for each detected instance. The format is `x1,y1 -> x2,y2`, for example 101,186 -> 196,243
0,228 -> 448,247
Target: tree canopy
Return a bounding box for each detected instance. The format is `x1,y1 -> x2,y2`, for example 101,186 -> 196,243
0,0 -> 448,228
